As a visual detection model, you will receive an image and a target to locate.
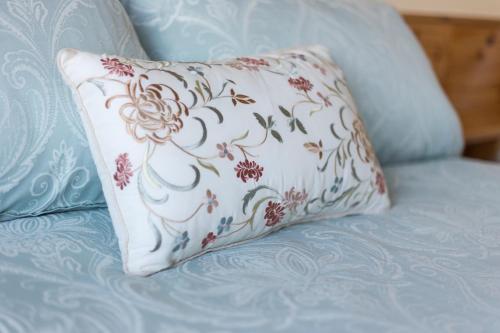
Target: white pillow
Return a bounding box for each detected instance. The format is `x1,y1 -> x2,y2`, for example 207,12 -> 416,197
58,46 -> 390,276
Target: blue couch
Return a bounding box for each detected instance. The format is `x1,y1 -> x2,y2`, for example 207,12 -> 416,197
1,1 -> 499,332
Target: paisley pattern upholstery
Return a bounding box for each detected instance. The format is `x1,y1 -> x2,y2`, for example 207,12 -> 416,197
0,0 -> 146,222
120,0 -> 464,165
1,158 -> 499,332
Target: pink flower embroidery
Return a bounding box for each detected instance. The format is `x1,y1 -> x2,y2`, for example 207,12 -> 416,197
235,159 -> 264,183
237,57 -> 269,67
206,190 -> 219,214
313,63 -> 327,75
264,201 -> 285,227
283,187 -> 308,212
376,172 -> 386,195
101,57 -> 134,77
216,142 -> 234,161
229,57 -> 270,71
288,76 -> 313,92
317,92 -> 332,107
113,153 -> 133,190
202,232 -> 217,249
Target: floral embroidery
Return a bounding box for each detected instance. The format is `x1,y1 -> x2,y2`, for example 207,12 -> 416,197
376,172 -> 386,194
352,119 -> 376,163
113,153 -> 133,190
313,63 -> 327,75
288,76 -> 313,92
230,88 -> 256,106
74,48 -> 388,260
172,231 -> 190,252
291,53 -> 307,61
101,57 -> 134,77
187,66 -> 205,76
217,142 -> 234,160
217,216 -> 233,235
283,187 -> 308,212
304,140 -> 324,159
264,201 -> 285,227
202,232 -> 217,249
106,75 -> 187,144
206,190 -> 219,214
317,92 -> 332,107
330,177 -> 343,193
229,57 -> 270,71
235,159 -> 264,183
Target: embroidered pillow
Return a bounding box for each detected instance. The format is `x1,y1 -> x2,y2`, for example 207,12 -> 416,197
58,46 -> 390,276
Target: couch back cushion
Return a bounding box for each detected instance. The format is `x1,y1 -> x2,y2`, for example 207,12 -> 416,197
121,0 -> 464,165
0,0 -> 146,221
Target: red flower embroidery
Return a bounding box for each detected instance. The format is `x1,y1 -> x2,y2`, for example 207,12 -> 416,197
264,201 -> 285,227
113,153 -> 133,190
376,172 -> 386,194
216,142 -> 234,161
101,57 -> 134,77
283,187 -> 308,212
206,190 -> 219,214
317,92 -> 332,107
202,232 -> 217,249
235,159 -> 264,183
288,76 -> 313,92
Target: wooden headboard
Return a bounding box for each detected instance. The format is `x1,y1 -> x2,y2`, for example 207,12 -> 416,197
405,15 -> 500,158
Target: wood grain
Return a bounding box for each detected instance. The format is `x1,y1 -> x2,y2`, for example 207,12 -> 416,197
405,15 -> 500,159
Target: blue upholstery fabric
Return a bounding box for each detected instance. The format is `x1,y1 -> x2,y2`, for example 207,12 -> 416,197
0,0 -> 147,221
120,0 -> 464,165
1,158 -> 499,332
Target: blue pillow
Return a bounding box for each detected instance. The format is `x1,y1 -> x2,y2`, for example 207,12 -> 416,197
0,0 -> 147,221
121,0 -> 463,165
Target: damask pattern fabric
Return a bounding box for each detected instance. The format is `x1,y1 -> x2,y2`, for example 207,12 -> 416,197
58,46 -> 389,275
0,158 -> 499,332
120,0 -> 464,165
0,0 -> 147,222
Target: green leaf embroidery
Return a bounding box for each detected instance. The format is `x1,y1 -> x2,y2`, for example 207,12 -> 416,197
279,105 -> 291,118
242,186 -> 266,214
351,159 -> 361,182
188,90 -> 198,108
271,130 -> 283,143
195,80 -> 205,102
204,106 -> 223,123
202,82 -> 212,100
296,118 -> 307,134
339,106 -> 348,130
330,123 -> 341,140
267,115 -> 274,128
253,112 -> 267,129
197,159 -> 220,177
230,130 -> 249,144
242,186 -> 277,214
165,70 -> 188,88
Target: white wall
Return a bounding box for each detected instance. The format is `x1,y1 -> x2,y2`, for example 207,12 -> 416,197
386,0 -> 500,19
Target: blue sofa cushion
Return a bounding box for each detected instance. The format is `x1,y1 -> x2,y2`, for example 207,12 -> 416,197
121,0 -> 464,165
0,0 -> 147,221
0,158 -> 499,332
